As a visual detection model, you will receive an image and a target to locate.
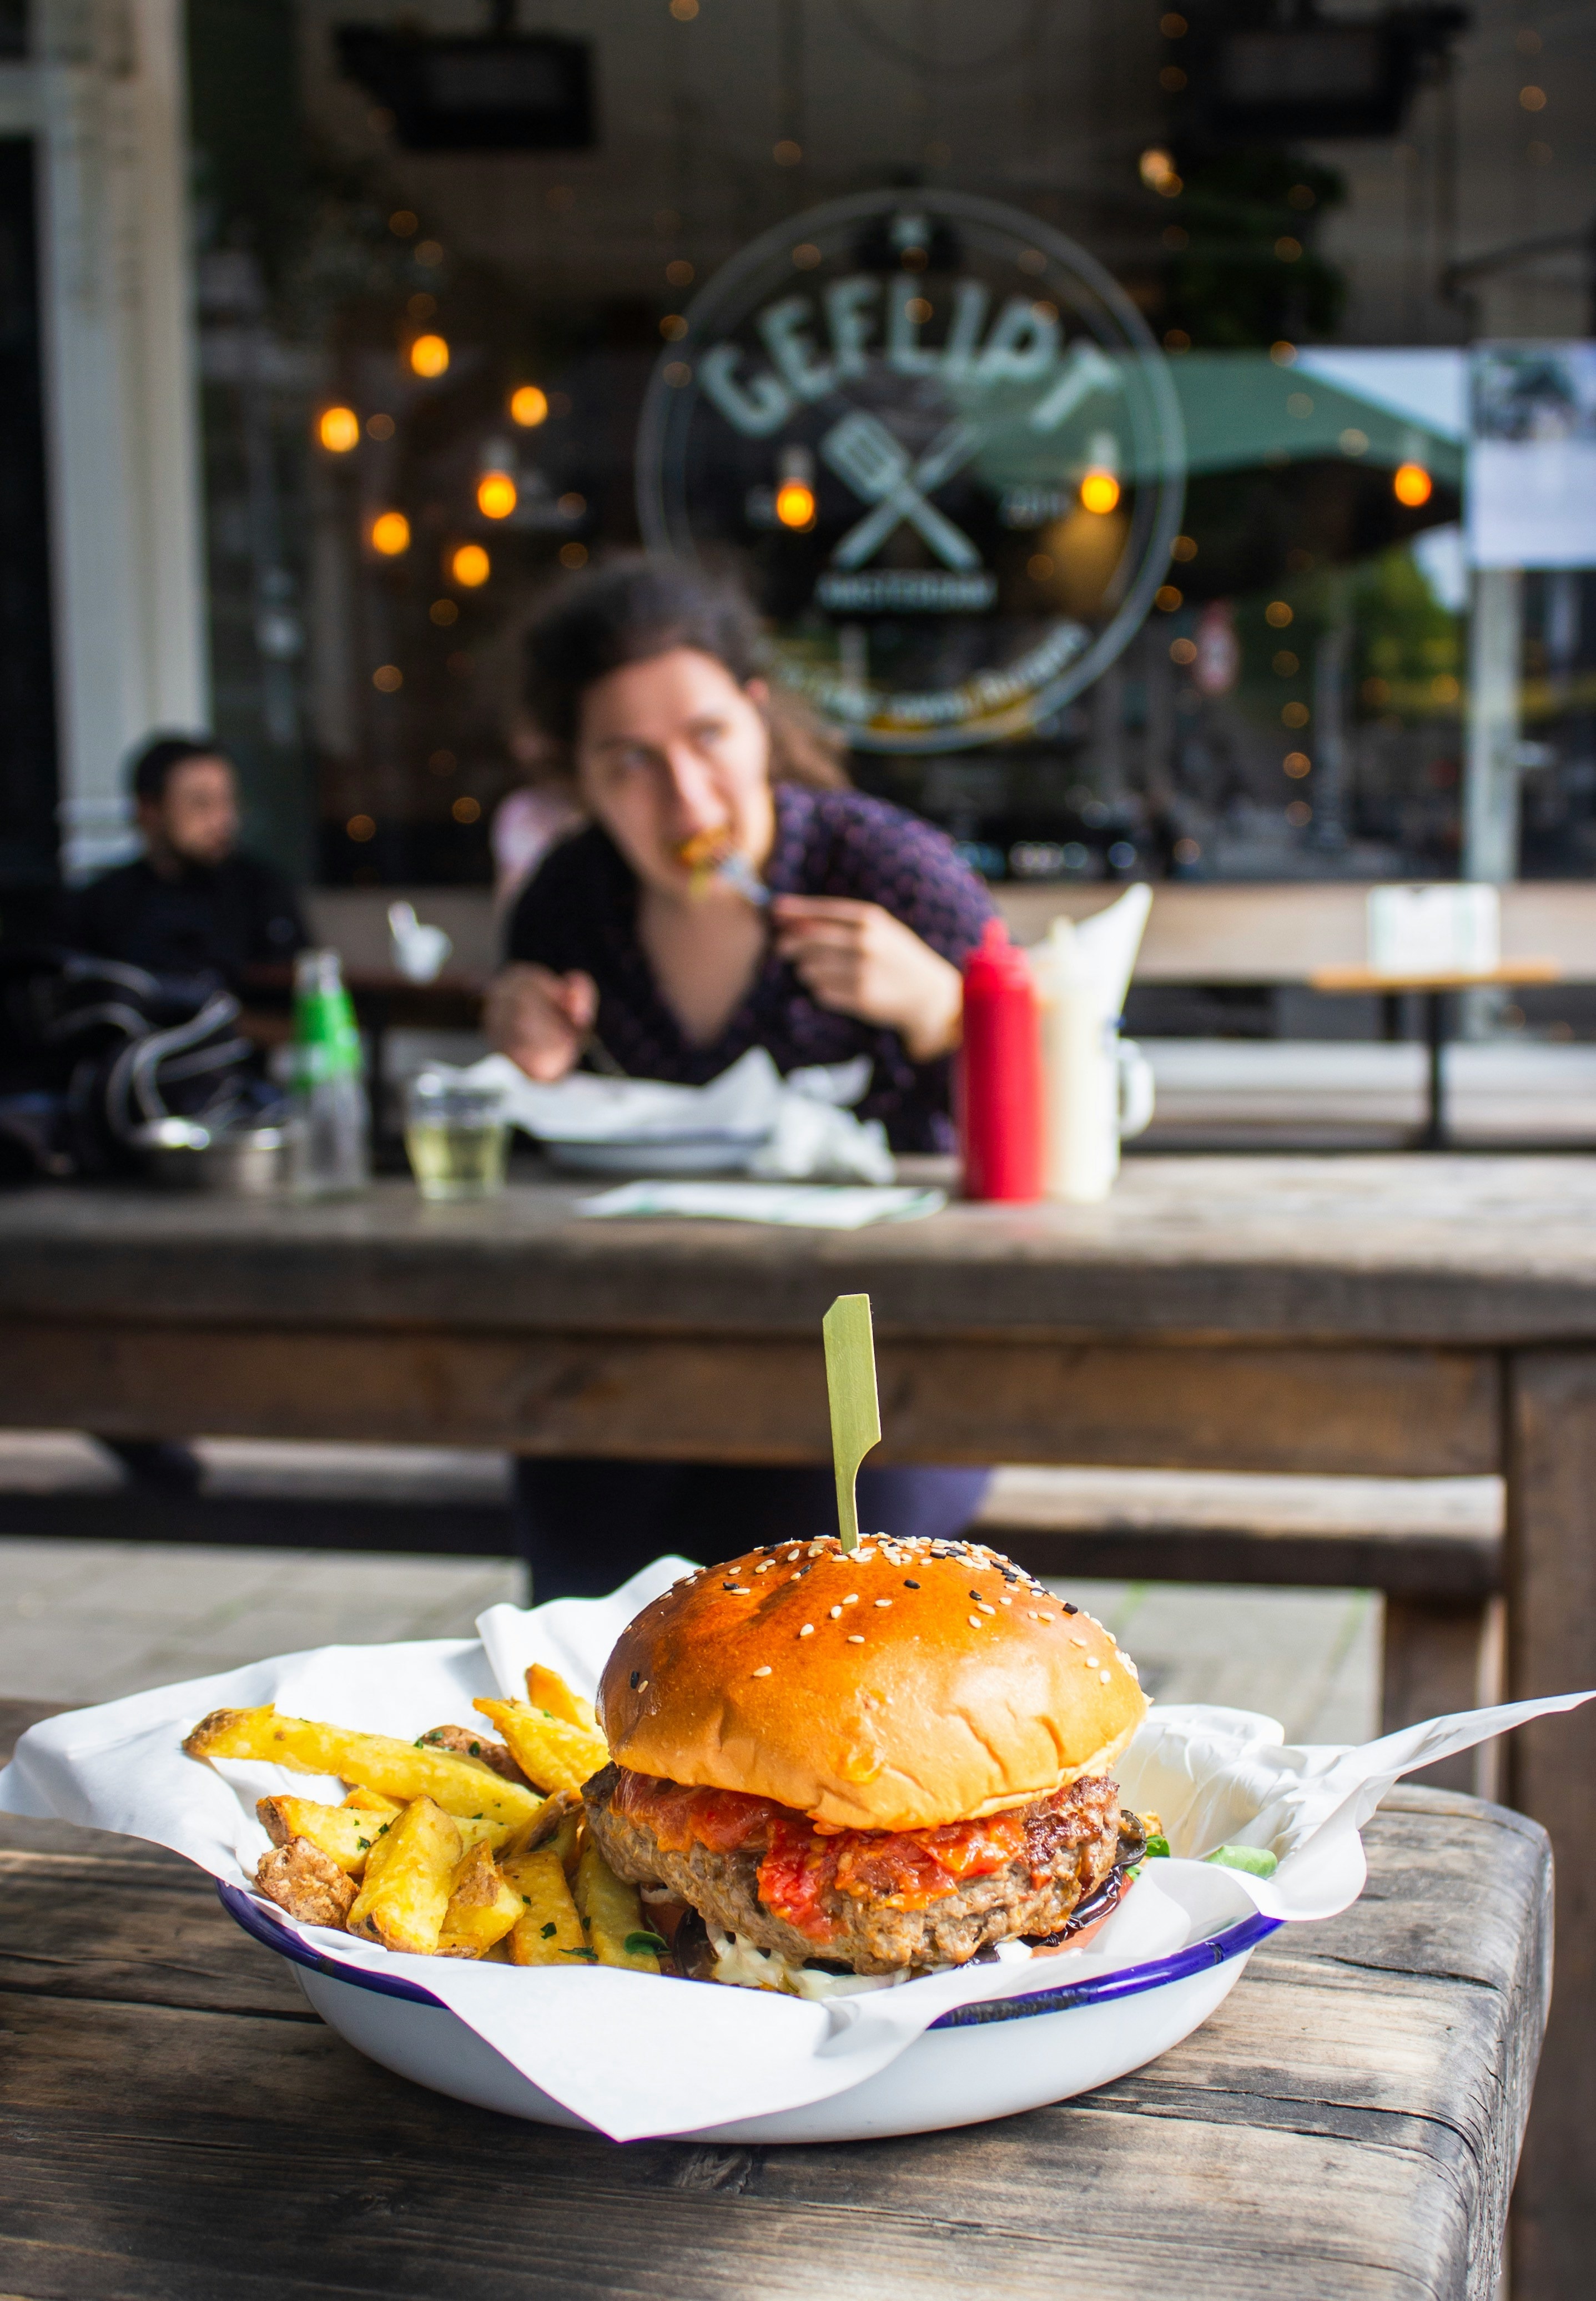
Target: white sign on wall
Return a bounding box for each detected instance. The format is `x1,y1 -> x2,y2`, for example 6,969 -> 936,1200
636,189 -> 1186,753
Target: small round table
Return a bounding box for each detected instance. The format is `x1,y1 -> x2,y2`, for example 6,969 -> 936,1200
1310,960 -> 1563,1149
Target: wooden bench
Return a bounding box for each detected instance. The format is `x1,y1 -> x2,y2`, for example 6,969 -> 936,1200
305,880 -> 1596,988
993,880 -> 1596,983
0,1696 -> 1550,2300
0,1440 -> 1502,1791
0,1431 -> 516,1557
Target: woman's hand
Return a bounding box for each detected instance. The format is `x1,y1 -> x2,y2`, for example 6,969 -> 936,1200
484,963 -> 597,1081
771,897 -> 963,1063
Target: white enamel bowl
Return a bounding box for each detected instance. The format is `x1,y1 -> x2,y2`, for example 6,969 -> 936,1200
220,1882 -> 1277,2144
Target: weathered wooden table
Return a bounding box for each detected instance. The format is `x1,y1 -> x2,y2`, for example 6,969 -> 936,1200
0,1699 -> 1550,2299
0,1160 -> 1592,2294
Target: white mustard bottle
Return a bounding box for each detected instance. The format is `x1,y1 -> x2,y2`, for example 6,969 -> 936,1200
1030,917 -> 1119,1204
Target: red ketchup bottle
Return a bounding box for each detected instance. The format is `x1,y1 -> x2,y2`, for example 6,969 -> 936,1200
958,918 -> 1043,1201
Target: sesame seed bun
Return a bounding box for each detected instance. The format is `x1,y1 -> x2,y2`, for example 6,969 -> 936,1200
597,1534 -> 1148,1834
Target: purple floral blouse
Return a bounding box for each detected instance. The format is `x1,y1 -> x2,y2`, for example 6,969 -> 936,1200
504,783 -> 996,1150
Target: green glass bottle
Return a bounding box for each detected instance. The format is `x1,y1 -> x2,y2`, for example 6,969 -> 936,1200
288,950 -> 370,1194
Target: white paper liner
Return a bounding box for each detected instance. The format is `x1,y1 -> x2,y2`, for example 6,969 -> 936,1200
2,1556 -> 1589,2141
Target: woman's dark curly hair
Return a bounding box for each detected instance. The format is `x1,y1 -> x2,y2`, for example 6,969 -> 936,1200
521,554 -> 847,789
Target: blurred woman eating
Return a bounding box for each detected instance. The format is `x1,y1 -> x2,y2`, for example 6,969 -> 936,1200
487,556 -> 997,1597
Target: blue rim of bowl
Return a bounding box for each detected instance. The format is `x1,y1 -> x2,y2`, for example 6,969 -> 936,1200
217,1881 -> 1280,2027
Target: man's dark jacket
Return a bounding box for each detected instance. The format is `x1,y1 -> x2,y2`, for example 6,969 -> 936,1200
65,853 -> 308,989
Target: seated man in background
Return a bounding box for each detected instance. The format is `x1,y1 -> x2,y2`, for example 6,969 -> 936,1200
63,736 -> 310,1501
66,734 -> 307,989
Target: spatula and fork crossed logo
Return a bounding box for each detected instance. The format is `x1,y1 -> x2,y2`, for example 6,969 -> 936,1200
819,412 -> 985,573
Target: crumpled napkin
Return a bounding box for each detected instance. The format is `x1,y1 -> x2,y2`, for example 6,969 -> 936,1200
454,1047 -> 895,1184
3,1556 -> 1588,2143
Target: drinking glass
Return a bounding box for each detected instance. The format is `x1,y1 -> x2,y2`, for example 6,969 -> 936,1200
404,1074 -> 510,1202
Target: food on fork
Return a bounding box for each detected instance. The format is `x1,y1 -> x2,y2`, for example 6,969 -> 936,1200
674,827 -> 732,875
673,827 -> 769,907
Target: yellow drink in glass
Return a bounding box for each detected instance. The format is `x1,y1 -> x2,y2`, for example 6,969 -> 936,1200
404,1075 -> 510,1201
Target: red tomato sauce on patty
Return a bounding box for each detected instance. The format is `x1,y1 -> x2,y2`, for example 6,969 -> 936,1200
612,1768 -> 1038,1940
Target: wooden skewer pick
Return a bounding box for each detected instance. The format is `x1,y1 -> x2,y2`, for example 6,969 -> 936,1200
823,1293 -> 880,1555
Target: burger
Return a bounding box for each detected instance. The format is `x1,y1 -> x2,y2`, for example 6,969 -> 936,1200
582,1531 -> 1151,1996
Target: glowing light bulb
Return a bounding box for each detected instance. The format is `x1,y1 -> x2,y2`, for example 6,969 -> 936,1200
451,543 -> 491,587
1393,462 -> 1433,508
1080,470 -> 1121,515
476,471 -> 517,520
510,385 -> 549,427
775,479 -> 817,530
371,511 -> 410,556
409,334 -> 450,379
318,406 -> 360,453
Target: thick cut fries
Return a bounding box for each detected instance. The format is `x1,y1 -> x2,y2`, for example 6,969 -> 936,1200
526,1664 -> 600,1736
346,1796 -> 461,1953
256,1837 -> 358,1927
472,1696 -> 607,1796
197,1685 -> 623,1970
258,1796 -> 394,1876
545,1808 -> 583,1881
343,1788 -> 402,1819
575,1836 -> 661,1973
455,1815 -> 515,1855
417,1723 -> 529,1785
437,1843 -> 525,1958
183,1704 -> 540,1826
502,1845 -> 592,1967
354,1807 -> 404,1898
340,1790 -> 508,1857
499,1786 -> 581,1864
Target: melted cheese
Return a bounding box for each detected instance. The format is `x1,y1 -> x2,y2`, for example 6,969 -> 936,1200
707,1928 -> 910,2000
705,1927 -> 1036,1998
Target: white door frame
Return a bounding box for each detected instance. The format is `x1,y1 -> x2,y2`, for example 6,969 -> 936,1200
0,0 -> 208,882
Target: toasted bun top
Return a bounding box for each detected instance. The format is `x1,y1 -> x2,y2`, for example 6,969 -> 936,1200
597,1534 -> 1148,1833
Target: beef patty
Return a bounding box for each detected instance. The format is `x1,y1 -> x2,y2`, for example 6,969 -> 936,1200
583,1762 -> 1140,1975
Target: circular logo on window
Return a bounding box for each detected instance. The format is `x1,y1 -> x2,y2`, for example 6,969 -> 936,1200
637,189 -> 1186,754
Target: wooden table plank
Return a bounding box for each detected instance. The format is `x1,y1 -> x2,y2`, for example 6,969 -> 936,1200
0,1699 -> 64,1763
1502,1352 -> 1596,2298
0,1788 -> 1547,2300
1311,963 -> 1564,993
6,1162 -> 1596,1346
0,1321 -> 1499,1475
0,2017 -> 1481,2300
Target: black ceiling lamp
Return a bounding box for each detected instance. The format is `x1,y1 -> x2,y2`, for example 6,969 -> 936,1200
336,3 -> 595,153
1179,2 -> 1469,144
